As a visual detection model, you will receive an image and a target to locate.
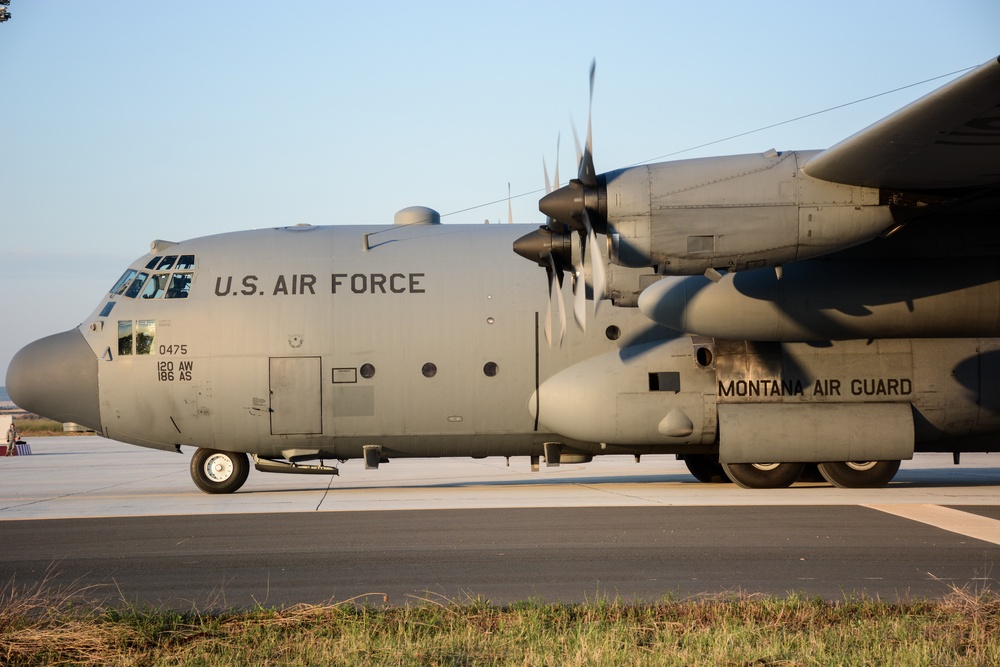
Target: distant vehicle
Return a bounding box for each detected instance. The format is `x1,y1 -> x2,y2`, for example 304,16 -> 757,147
7,56 -> 1000,492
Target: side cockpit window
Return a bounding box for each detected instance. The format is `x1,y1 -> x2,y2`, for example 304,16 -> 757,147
166,272 -> 192,299
117,319 -> 156,356
110,256 -> 196,299
110,269 -> 138,296
118,320 -> 133,356
123,272 -> 149,299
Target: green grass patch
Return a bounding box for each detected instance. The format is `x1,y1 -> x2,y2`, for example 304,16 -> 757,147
2,583 -> 999,666
13,418 -> 64,433
12,417 -> 91,435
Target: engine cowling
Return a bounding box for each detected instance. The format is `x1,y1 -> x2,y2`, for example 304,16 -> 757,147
544,150 -> 895,275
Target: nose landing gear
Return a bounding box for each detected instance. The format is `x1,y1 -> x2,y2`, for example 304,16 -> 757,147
191,448 -> 250,494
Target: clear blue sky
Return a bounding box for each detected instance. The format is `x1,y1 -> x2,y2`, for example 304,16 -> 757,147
1,1 -> 997,381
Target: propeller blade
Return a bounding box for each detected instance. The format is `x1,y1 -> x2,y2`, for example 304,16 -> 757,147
547,252 -> 567,345
572,124 -> 583,176
589,223 -> 606,316
573,266 -> 587,332
544,267 -> 554,346
579,60 -> 597,187
543,158 -> 552,195
554,134 -> 561,190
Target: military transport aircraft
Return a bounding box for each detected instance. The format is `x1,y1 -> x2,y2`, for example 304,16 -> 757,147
7,55 -> 1000,493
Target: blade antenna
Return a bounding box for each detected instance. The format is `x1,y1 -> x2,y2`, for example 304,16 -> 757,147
507,182 -> 513,224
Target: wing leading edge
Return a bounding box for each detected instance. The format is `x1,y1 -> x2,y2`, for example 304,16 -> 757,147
803,55 -> 1000,191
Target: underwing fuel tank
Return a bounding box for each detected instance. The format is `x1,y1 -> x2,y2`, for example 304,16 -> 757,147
532,337 -> 1000,463
638,259 -> 1000,341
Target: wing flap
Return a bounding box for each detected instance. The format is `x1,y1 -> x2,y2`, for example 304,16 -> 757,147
803,56 -> 1000,190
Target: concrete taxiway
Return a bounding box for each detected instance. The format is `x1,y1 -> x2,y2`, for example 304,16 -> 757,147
1,436 -> 999,607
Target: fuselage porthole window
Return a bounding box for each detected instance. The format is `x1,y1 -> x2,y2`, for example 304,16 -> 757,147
422,363 -> 437,378
483,362 -> 499,377
360,363 -> 376,379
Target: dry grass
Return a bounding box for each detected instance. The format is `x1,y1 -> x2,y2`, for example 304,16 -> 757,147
2,580 -> 999,666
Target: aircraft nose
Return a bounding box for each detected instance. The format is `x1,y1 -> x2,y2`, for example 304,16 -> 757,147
6,328 -> 101,432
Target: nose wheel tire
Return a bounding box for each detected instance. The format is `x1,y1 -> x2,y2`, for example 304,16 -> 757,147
191,448 -> 250,494
721,462 -> 805,489
817,460 -> 900,488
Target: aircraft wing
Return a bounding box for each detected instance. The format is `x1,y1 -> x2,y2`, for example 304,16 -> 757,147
802,55 -> 1000,190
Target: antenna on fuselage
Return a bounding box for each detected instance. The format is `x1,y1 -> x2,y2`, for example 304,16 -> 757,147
362,207 -> 441,252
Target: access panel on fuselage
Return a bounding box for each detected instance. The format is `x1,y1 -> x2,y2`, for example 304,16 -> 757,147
269,356 -> 322,435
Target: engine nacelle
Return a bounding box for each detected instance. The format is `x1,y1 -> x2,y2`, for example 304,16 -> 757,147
602,151 -> 894,274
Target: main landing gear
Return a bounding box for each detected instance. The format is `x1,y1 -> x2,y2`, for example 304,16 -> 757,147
721,462 -> 805,489
682,454 -> 731,484
715,460 -> 901,489
816,460 -> 901,488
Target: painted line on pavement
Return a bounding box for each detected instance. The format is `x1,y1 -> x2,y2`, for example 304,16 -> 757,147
863,504 -> 1000,546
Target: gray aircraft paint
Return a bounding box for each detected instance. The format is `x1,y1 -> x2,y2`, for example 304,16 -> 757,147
48,223 -> 667,461
532,336 -> 1000,461
8,56 -> 1000,492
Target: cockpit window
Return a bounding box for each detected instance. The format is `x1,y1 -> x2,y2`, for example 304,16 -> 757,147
117,319 -> 155,356
111,255 -> 197,300
165,272 -> 192,299
136,320 -> 156,355
110,269 -> 137,295
118,320 -> 133,356
123,272 -> 149,299
157,255 -> 178,270
140,273 -> 170,299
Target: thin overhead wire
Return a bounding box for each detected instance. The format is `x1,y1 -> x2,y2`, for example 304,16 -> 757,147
382,63 -> 978,230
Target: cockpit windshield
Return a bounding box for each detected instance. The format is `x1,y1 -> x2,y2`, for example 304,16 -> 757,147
110,270 -> 137,296
109,255 -> 196,300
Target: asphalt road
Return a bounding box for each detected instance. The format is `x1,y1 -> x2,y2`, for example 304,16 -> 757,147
2,438 -> 999,608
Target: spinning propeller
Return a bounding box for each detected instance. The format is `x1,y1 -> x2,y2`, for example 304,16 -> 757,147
513,60 -> 609,345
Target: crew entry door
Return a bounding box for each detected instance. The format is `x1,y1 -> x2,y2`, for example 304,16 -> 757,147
269,356 -> 322,435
